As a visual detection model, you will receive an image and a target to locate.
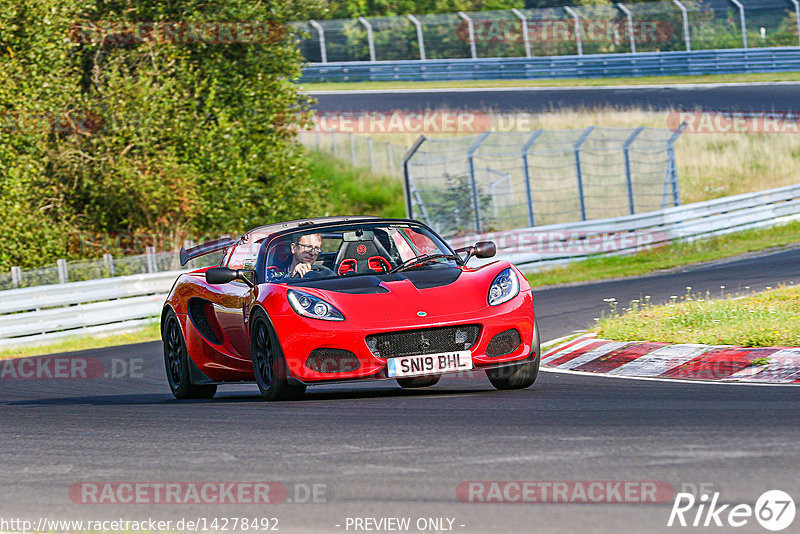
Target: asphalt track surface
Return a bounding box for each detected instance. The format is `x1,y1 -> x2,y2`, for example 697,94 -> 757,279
1,248 -> 799,533
309,82 -> 800,114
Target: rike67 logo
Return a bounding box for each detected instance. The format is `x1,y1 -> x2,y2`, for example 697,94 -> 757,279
668,489 -> 795,531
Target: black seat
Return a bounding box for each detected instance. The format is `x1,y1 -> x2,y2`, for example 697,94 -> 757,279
334,239 -> 392,275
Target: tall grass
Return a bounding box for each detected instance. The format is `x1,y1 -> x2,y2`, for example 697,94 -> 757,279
307,150 -> 405,218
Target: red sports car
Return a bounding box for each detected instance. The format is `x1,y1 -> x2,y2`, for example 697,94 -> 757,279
161,217 -> 540,400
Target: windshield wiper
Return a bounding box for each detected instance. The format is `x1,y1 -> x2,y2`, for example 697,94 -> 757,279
388,253 -> 461,274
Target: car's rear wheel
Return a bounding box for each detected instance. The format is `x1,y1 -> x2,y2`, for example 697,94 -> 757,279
485,320 -> 540,391
162,309 -> 217,399
396,374 -> 441,389
250,310 -> 306,401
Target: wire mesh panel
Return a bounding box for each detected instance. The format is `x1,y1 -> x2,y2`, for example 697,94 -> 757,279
626,0 -> 688,52
404,127 -> 682,237
465,9 -> 528,58
370,16 -> 420,61
686,0 -> 746,50
317,19 -> 370,62
520,7 -> 582,57
415,13 -> 473,59
741,0 -> 800,48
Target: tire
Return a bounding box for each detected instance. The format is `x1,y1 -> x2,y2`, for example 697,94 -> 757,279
250,310 -> 306,401
485,320 -> 541,391
396,374 -> 441,389
162,309 -> 217,399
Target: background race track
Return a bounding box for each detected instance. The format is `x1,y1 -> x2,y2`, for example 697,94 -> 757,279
1,248 -> 799,533
309,82 -> 800,114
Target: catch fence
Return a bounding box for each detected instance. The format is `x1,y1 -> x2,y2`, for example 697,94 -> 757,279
295,0 -> 800,64
403,126 -> 685,236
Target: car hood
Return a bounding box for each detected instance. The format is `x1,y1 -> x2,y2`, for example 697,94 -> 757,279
267,262 -> 524,325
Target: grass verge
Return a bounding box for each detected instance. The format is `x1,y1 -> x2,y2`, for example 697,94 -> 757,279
300,72 -> 800,92
525,221 -> 800,288
595,285 -> 800,347
0,321 -> 161,360
309,150 -> 405,218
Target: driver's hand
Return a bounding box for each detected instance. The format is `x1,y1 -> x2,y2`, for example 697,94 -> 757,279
292,262 -> 313,278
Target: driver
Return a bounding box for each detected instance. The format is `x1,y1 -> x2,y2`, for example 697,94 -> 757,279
288,233 -> 323,278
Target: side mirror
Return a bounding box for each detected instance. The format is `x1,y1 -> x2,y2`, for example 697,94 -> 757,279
474,241 -> 496,259
205,267 -> 255,288
454,241 -> 497,263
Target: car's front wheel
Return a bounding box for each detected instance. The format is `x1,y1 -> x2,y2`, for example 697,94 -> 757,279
250,310 -> 306,401
162,309 -> 217,399
485,320 -> 540,391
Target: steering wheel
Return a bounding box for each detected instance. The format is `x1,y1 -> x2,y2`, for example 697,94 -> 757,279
292,264 -> 336,279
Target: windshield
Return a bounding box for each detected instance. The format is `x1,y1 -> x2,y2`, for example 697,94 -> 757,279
262,222 -> 459,283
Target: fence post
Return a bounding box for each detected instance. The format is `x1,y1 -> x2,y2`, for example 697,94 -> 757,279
574,126 -> 595,221
467,132 -> 491,233
729,0 -> 747,48
790,0 -> 800,48
332,133 -> 338,157
623,126 -> 645,215
57,259 -> 68,284
563,7 -> 583,56
521,129 -> 544,227
672,0 -> 691,51
349,133 -> 357,166
368,137 -> 375,171
511,8 -> 531,58
146,246 -> 157,274
315,131 -> 320,149
403,136 -> 428,219
616,3 -> 637,53
358,17 -> 376,62
308,20 -> 327,63
104,253 -> 115,278
458,12 -> 478,59
667,122 -> 687,207
11,266 -> 21,288
387,142 -> 394,173
407,14 -> 426,60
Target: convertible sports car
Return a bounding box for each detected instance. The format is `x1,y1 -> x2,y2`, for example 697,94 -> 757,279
162,217 -> 540,400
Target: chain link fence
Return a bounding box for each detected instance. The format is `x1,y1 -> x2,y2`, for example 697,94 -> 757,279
296,0 -> 800,63
403,126 -> 685,237
299,131 -> 406,178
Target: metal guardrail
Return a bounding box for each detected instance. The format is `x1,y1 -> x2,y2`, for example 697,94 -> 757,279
0,271 -> 185,347
451,183 -> 800,270
300,47 -> 800,83
2,183 -> 799,346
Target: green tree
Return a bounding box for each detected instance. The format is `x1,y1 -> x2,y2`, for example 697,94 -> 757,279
0,0 -> 321,269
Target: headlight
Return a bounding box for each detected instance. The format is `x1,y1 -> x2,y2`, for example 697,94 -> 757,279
287,290 -> 345,321
488,267 -> 519,306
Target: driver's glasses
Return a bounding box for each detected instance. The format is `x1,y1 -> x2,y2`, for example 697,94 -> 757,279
297,243 -> 322,254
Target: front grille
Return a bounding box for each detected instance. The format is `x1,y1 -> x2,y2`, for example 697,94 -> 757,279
366,325 -> 481,359
306,348 -> 361,373
486,328 -> 521,357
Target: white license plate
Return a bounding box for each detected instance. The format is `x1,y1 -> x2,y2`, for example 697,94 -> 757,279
386,350 -> 472,378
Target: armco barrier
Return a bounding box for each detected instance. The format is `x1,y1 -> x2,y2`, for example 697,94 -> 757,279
2,183 -> 799,345
449,183 -> 800,269
300,47 -> 800,83
0,271 -> 184,347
